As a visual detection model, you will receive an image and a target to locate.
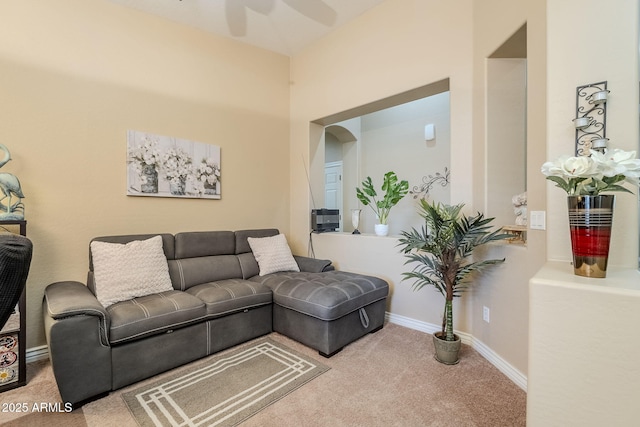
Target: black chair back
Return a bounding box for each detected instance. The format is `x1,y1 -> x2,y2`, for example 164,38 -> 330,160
0,234 -> 32,330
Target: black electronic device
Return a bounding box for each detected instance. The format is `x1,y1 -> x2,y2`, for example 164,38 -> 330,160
311,209 -> 339,232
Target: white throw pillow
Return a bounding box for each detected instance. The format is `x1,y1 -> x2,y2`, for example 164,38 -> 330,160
91,235 -> 174,307
247,234 -> 300,276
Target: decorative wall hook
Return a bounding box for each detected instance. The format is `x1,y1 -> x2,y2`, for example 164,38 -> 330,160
574,81 -> 608,156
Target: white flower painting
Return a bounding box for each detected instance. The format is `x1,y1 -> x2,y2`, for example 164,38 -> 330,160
127,130 -> 221,199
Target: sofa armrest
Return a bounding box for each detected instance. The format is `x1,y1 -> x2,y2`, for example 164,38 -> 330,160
294,255 -> 334,273
43,281 -> 113,405
44,281 -> 110,344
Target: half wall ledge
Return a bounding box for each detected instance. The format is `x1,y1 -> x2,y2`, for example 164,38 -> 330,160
528,262 -> 640,426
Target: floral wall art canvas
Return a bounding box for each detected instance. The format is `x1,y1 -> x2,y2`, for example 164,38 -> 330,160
127,130 -> 221,199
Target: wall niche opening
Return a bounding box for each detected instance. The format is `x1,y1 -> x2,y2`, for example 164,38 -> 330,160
486,23 -> 528,242
311,79 -> 451,235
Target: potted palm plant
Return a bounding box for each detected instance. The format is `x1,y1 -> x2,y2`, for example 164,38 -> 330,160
397,200 -> 510,364
356,171 -> 409,236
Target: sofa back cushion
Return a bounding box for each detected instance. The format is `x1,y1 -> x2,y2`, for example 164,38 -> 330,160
170,231 -> 242,291
87,229 -> 284,293
234,229 -> 279,254
174,231 -> 235,258
234,229 -> 279,279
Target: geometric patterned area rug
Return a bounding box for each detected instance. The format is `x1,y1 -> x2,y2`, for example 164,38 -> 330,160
122,338 -> 330,427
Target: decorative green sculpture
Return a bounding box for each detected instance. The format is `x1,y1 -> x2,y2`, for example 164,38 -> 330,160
0,144 -> 25,220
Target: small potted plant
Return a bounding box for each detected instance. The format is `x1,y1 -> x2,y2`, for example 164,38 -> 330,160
397,200 -> 509,364
356,171 -> 409,236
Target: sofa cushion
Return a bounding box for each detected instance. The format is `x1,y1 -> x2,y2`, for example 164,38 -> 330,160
251,271 -> 389,321
234,229 -> 279,278
247,233 -> 300,276
237,252 -> 261,279
90,235 -> 174,307
168,255 -> 243,291
107,290 -> 206,344
234,229 -> 279,254
174,231 -> 236,259
185,279 -> 272,317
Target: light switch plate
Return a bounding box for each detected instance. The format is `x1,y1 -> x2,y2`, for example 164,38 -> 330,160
530,211 -> 546,230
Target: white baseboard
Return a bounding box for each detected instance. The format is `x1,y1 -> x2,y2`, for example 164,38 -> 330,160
386,312 -> 527,391
26,345 -> 49,363
470,335 -> 528,391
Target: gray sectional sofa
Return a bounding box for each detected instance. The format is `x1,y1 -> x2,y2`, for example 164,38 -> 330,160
42,229 -> 389,407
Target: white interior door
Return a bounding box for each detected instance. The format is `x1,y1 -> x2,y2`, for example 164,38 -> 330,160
324,161 -> 343,231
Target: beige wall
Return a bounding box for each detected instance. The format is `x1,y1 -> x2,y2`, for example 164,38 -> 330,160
290,0 -> 475,255
359,93 -> 451,234
470,1 -> 547,376
6,0 -> 637,399
528,0 -> 639,424
289,0 -> 475,355
290,0 -> 545,378
545,0 -> 639,266
486,59 -> 527,227
0,0 -> 290,348
529,264 -> 640,425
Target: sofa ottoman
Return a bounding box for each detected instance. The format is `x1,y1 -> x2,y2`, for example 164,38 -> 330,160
250,270 -> 389,357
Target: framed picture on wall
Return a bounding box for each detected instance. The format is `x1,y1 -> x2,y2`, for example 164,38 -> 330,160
127,130 -> 221,199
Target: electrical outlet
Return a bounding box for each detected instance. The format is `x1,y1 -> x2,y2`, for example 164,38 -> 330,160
483,306 -> 490,323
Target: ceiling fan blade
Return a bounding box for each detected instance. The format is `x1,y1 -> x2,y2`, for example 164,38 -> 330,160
225,0 -> 276,37
282,0 -> 337,27
225,0 -> 247,36
243,0 -> 275,15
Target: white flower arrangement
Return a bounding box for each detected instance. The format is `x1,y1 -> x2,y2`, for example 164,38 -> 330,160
192,158 -> 221,195
541,148 -> 640,196
161,147 -> 193,184
195,158 -> 221,185
128,136 -> 162,176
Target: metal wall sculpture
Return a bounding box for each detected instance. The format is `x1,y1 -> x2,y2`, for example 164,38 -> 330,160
409,167 -> 450,200
574,81 -> 609,156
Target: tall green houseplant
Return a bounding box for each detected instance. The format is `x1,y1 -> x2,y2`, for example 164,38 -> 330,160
356,171 -> 409,225
398,200 -> 509,363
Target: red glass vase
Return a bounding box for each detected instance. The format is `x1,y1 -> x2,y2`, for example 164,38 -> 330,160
567,195 -> 615,278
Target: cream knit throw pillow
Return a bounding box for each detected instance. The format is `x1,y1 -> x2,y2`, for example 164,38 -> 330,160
90,235 -> 173,307
247,233 -> 300,276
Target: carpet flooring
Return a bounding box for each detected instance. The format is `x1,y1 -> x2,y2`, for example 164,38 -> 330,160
122,338 -> 329,426
0,323 -> 526,426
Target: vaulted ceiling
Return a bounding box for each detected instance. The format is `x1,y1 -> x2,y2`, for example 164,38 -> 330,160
106,0 -> 387,56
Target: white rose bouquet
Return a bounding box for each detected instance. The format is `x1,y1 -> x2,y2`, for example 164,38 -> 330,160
192,158 -> 221,195
195,158 -> 220,186
161,147 -> 193,185
128,136 -> 162,173
541,148 -> 640,196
